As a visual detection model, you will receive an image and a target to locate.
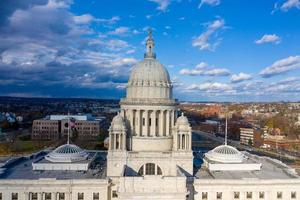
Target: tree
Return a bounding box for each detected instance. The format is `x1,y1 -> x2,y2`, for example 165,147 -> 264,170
248,138 -> 253,146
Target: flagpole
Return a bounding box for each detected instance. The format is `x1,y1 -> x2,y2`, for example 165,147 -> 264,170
225,108 -> 228,146
67,111 -> 70,145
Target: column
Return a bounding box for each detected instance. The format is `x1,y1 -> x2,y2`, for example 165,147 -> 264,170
166,110 -> 170,136
159,110 -> 164,136
151,110 -> 156,136
137,110 -> 142,136
123,132 -> 126,149
114,134 -> 117,150
171,110 -> 175,127
145,110 -> 149,136
38,192 -> 42,200
179,134 -> 181,150
130,110 -> 134,135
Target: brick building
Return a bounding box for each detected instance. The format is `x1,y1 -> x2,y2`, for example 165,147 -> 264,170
32,120 -> 60,140
32,115 -> 103,140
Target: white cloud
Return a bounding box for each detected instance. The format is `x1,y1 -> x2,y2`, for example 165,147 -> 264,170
179,62 -> 230,76
198,0 -> 220,9
259,55 -> 300,77
255,34 -> 281,44
108,27 -> 130,36
95,16 -> 120,24
230,73 -> 252,83
186,82 -> 233,92
73,14 -> 94,24
148,0 -> 171,11
192,18 -> 225,51
281,0 -> 300,11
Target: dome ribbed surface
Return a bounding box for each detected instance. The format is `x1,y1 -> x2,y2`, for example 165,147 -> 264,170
54,144 -> 83,154
205,145 -> 244,163
45,144 -> 88,163
128,58 -> 171,86
213,145 -> 239,155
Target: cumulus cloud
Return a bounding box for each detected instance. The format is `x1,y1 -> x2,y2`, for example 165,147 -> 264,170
179,62 -> 230,76
108,26 -> 130,36
255,34 -> 281,44
148,0 -> 170,11
0,0 -> 136,96
186,82 -> 234,94
259,56 -> 300,78
198,0 -> 220,9
280,0 -> 300,11
230,73 -> 252,83
192,18 -> 225,51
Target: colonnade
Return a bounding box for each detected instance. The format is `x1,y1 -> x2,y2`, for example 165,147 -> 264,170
122,109 -> 176,137
109,132 -> 126,150
177,134 -> 190,150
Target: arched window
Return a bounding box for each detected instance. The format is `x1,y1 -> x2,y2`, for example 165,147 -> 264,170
138,163 -> 162,176
145,163 -> 155,175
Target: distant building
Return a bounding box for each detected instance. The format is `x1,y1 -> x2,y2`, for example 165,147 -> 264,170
32,115 -> 104,140
32,120 -> 60,140
240,128 -> 255,145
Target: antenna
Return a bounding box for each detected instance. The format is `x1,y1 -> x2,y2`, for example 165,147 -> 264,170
225,108 -> 228,146
67,111 -> 70,144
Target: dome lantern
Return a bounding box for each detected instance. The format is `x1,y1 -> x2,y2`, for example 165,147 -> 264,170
144,28 -> 156,59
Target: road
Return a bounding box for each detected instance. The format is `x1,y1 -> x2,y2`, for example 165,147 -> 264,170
193,130 -> 299,161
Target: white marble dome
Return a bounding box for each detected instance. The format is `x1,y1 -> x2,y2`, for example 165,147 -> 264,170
45,144 -> 89,163
126,32 -> 172,100
205,145 -> 244,163
176,113 -> 189,125
110,113 -> 126,131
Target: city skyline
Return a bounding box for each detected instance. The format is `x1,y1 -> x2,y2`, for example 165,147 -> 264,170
1,0 -> 300,102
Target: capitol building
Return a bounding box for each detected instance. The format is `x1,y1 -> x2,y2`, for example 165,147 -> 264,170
0,31 -> 299,200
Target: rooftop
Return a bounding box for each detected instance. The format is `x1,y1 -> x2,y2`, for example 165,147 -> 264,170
195,151 -> 299,180
0,151 -> 107,180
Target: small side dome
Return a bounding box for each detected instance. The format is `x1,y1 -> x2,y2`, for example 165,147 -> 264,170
45,144 -> 89,163
205,145 -> 244,163
176,113 -> 189,125
110,113 -> 126,131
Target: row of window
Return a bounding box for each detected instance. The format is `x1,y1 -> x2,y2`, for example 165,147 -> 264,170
0,192 -> 100,200
201,191 -> 297,199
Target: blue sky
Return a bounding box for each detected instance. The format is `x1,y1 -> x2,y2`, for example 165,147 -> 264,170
0,0 -> 300,101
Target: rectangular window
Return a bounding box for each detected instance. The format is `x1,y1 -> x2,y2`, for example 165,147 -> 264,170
277,192 -> 282,199
234,192 -> 240,199
0,193 -> 2,200
142,118 -> 145,126
156,118 -> 158,126
259,192 -> 264,199
217,192 -> 222,199
291,192 -> 296,199
112,191 -> 118,198
149,118 -> 151,126
78,193 -> 84,200
45,193 -> 51,200
59,193 -> 65,200
246,192 -> 252,199
201,192 -> 208,200
32,193 -> 38,200
93,193 -> 99,200
12,193 -> 18,200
